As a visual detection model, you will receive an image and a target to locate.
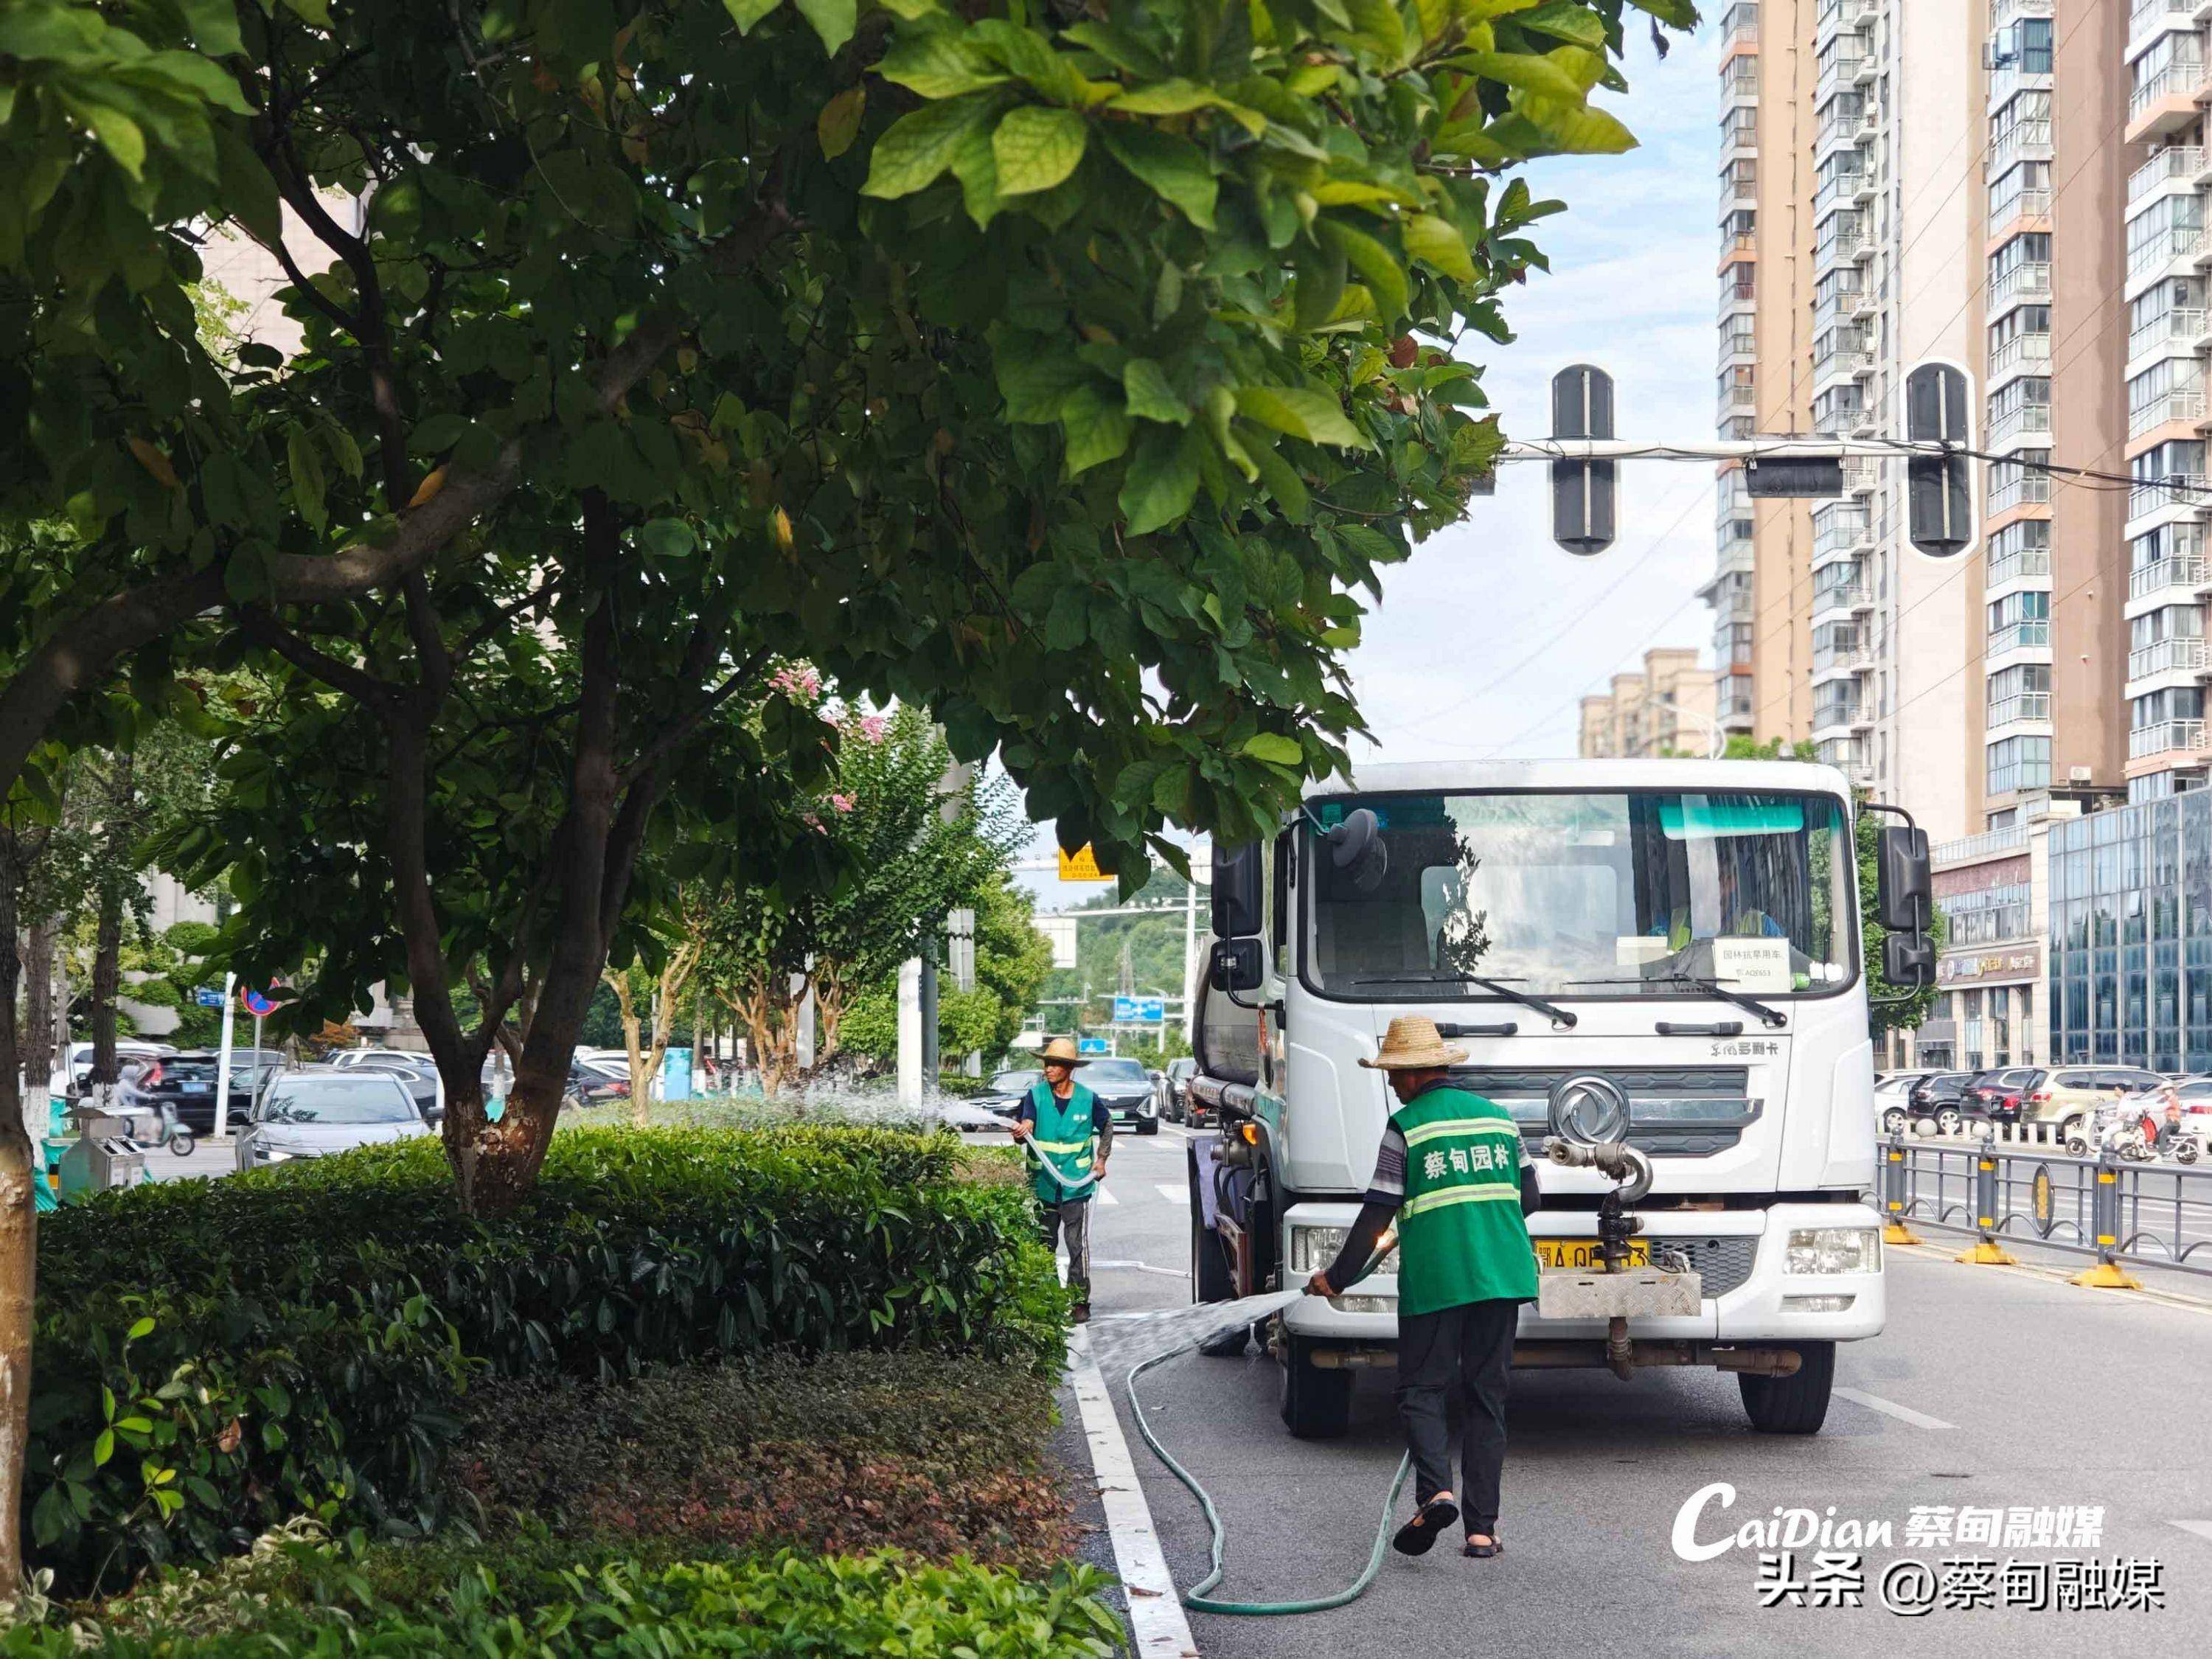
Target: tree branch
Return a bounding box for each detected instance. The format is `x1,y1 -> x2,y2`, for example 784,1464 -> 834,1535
235,608 -> 402,709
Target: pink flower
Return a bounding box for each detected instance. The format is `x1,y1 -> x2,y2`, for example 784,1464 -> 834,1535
770,664 -> 822,703
830,793 -> 855,813
857,714 -> 888,744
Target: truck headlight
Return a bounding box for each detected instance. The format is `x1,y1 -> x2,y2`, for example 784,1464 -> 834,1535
1785,1227 -> 1880,1275
1288,1225 -> 1349,1273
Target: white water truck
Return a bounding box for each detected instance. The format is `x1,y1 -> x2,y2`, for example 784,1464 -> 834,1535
1185,759 -> 1935,1439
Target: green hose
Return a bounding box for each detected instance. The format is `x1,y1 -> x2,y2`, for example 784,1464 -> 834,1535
1120,1235 -> 1412,1617
1125,1341 -> 1412,1615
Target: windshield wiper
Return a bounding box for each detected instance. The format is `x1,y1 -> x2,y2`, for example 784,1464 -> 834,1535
1351,972 -> 1577,1029
1568,973 -> 1788,1030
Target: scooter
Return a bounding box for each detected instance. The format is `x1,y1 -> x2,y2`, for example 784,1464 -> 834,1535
2154,1114 -> 2203,1164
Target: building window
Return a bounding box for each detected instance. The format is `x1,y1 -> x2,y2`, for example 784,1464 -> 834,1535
1986,735 -> 2052,796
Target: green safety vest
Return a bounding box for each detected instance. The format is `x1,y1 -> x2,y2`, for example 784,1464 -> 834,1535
1024,1082 -> 1098,1206
1664,905 -> 1780,950
1391,1085 -> 1539,1317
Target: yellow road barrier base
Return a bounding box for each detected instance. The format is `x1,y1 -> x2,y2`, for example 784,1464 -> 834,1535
1955,1240 -> 2019,1265
1884,1222 -> 1924,1245
2069,1260 -> 2142,1290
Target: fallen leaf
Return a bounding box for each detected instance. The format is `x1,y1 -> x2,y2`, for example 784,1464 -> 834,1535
408,465 -> 448,507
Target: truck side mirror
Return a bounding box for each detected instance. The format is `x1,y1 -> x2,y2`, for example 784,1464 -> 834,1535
1211,842 -> 1264,939
1876,825 -> 1930,933
1882,931 -> 1935,992
1209,937 -> 1264,992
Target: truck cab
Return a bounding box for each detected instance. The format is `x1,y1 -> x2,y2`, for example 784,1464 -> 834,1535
1186,759 -> 1926,1439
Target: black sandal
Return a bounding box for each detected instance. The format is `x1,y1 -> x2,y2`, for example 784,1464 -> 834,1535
1392,1496 -> 1459,1557
1463,1533 -> 1503,1559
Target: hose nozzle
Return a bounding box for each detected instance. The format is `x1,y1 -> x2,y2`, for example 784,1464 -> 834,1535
1545,1138 -> 1655,1203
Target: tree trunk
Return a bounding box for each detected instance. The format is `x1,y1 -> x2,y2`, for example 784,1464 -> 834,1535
0,847 -> 38,1602
86,882 -> 124,1091
21,921 -> 54,1088
607,970 -> 651,1129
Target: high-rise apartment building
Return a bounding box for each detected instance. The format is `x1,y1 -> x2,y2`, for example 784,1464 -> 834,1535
1577,648 -> 1721,757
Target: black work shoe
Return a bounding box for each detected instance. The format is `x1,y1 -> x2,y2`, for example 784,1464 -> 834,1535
1392,1496 -> 1458,1557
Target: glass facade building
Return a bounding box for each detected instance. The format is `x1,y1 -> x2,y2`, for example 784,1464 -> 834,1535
2046,797 -> 2202,1071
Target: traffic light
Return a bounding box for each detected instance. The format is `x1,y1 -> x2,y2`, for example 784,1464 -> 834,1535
1902,361 -> 1976,560
1550,364 -> 1615,557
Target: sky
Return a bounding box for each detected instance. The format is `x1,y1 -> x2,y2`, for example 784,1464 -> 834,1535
1022,23 -> 1720,909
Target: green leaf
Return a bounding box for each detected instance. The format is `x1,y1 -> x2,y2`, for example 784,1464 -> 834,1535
1122,359 -> 1189,425
1119,425 -> 1201,535
947,116 -> 1008,226
860,96 -> 997,198
793,0 -> 856,53
125,1316 -> 155,1342
1043,585 -> 1090,649
1062,21 -> 1169,79
1402,213 -> 1476,282
640,518 -> 698,557
181,0 -> 246,56
1343,0 -> 1406,60
1316,220 -> 1408,322
878,29 -> 1009,99
1242,733 -> 1304,765
721,0 -> 785,31
1060,385 -> 1133,475
1292,236 -> 1346,333
818,86 -> 866,159
1518,1 -> 1607,46
1464,50 -> 1587,102
73,102 -> 147,180
1099,124 -> 1216,229
1234,386 -> 1368,450
991,106 -> 1088,195
968,19 -> 1085,102
1107,78 -> 1225,116
1245,433 -> 1310,524
94,1430 -> 114,1468
1518,94 -> 1638,155
408,412 -> 470,455
286,428 -> 327,535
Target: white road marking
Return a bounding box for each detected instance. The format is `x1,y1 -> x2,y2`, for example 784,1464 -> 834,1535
1094,1258 -> 1192,1279
1066,1326 -> 1200,1659
2169,1520 -> 2212,1546
1093,1188 -> 1120,1206
1155,1183 -> 1188,1205
1833,1387 -> 1955,1430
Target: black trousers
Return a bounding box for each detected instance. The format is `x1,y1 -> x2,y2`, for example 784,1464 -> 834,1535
1396,1298 -> 1519,1530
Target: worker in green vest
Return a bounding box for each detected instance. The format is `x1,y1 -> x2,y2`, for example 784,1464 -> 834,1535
1009,1035 -> 1113,1324
1307,1015 -> 1539,1561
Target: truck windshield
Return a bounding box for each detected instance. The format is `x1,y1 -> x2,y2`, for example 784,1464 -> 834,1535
1305,790 -> 1855,1002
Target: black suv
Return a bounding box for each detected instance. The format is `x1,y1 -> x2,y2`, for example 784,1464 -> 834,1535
1906,1071 -> 1974,1135
119,1048 -> 285,1135
1960,1066 -> 2040,1127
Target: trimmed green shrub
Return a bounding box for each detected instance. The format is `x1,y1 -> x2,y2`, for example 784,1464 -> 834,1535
454,1352 -> 1075,1573
29,1127 -> 1062,1592
2,1543 -> 1123,1657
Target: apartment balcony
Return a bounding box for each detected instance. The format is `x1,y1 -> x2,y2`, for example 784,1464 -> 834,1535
2128,0 -> 2197,54
2128,636 -> 2210,681
1989,188 -> 2052,229
1988,260 -> 2051,309
2128,144 -> 2207,206
1816,55 -> 1866,102
1814,170 -> 1865,216
1930,821 -> 2030,868
1988,402 -> 2053,447
1988,472 -> 2053,516
2126,305 -> 2208,365
1813,341 -> 1874,384
1986,692 -> 2053,731
1815,108 -> 1865,153
1809,697 -> 1864,737
1719,232 -> 1757,268
2127,553 -> 2209,608
1811,511 -> 1873,561
1812,400 -> 1866,437
2126,220 -> 2208,284
1812,582 -> 1873,621
1725,13 -> 1760,52
1817,0 -> 1872,35
1988,332 -> 2051,383
1988,62 -> 2053,114
1985,546 -> 2052,589
1813,280 -> 1868,330
1718,382 -> 1759,417
1719,328 -> 1757,366
2127,475 -> 2209,523
1986,619 -> 2052,655
2128,60 -> 2205,142
1841,457 -> 1879,495
2129,385 -> 2208,438
1721,120 -> 1759,161
1816,224 -> 1865,267
1716,487 -> 1755,528
1988,119 -> 2054,175
1723,66 -> 1761,107
2131,717 -> 2206,759
1811,637 -> 1872,676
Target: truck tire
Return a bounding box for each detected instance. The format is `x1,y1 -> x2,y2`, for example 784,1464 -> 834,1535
1280,1335 -> 1354,1439
1739,1340 -> 1835,1435
1192,1197 -> 1235,1305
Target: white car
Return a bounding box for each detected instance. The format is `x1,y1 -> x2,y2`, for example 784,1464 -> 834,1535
48,1040 -> 173,1102
1872,1070 -> 1935,1137
235,1070 -> 432,1172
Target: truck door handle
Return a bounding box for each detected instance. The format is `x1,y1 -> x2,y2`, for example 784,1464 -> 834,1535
1436,1022 -> 1517,1038
1655,1021 -> 1745,1037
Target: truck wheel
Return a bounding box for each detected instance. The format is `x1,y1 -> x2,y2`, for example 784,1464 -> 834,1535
1739,1340 -> 1835,1435
1191,1197 -> 1235,1305
1280,1336 -> 1354,1439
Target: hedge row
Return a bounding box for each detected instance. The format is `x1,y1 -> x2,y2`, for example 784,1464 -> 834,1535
29,1127 -> 1061,1592
4,1544 -> 1122,1658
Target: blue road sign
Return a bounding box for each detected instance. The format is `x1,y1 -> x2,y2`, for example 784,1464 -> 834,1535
1138,996 -> 1165,1023
193,988 -> 224,1008
1112,995 -> 1139,1023
1077,1037 -> 1110,1055
240,986 -> 276,1017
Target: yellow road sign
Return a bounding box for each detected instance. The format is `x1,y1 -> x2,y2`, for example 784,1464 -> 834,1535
1057,844 -> 1113,882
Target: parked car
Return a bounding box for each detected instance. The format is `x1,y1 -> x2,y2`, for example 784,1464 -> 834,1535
328,1047 -> 431,1071
973,1068 -> 1043,1124
235,1069 -> 431,1171
1874,1070 -> 1935,1135
1906,1071 -> 1975,1135
2017,1065 -> 2167,1138
1076,1055 -> 1161,1135
1164,1057 -> 1199,1123
119,1048 -> 285,1136
566,1056 -> 630,1109
1959,1066 -> 2041,1127
345,1054 -> 444,1125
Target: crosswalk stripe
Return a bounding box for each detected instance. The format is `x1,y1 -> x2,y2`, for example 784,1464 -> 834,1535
1093,1187 -> 1119,1206
1833,1388 -> 1954,1430
1155,1183 -> 1187,1204
2169,1521 -> 2212,1546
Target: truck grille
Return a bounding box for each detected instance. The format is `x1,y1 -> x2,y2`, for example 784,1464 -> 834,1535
1448,1066 -> 1761,1157
1663,1236 -> 1759,1299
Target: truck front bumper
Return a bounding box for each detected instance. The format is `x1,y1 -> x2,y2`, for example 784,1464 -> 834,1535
1277,1199 -> 1886,1347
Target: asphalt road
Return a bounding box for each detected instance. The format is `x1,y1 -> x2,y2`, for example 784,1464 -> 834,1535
1050,1124 -> 2212,1658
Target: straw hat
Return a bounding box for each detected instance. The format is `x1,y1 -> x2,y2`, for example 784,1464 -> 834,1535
1357,1015 -> 1468,1071
1040,1035 -> 1082,1065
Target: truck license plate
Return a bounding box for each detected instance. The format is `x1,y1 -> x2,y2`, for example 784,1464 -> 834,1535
1532,1237 -> 1648,1270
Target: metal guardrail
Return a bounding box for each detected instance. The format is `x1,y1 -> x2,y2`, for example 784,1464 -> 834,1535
1884,1129 -> 2212,1282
